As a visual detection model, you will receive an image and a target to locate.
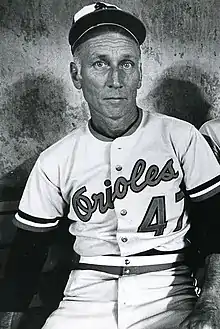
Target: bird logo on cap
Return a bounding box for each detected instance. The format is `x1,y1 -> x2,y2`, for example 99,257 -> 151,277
74,2 -> 120,22
94,2 -> 117,10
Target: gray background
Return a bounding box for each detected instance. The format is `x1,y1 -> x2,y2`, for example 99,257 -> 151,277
0,0 -> 220,266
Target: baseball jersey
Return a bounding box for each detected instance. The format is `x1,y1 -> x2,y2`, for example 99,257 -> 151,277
200,118 -> 220,163
14,108 -> 220,257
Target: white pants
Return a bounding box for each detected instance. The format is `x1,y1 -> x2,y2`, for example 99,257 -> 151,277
42,265 -> 197,329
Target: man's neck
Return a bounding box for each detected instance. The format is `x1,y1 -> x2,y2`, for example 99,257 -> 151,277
90,107 -> 140,139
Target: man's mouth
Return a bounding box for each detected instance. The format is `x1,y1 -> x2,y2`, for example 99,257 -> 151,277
104,97 -> 127,101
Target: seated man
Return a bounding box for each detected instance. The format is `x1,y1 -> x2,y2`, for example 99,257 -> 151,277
1,2 -> 220,329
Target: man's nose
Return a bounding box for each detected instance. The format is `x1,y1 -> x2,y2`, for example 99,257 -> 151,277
107,68 -> 123,88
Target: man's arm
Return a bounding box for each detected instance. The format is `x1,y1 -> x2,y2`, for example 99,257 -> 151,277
180,125 -> 220,328
180,193 -> 220,328
0,228 -> 53,311
0,228 -> 52,329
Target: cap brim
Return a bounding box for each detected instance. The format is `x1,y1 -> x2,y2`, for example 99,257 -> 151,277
69,8 -> 146,48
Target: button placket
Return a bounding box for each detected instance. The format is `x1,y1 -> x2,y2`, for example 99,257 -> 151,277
111,141 -> 123,174
111,141 -> 130,255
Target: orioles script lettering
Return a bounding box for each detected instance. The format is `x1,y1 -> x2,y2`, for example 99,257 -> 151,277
72,158 -> 179,221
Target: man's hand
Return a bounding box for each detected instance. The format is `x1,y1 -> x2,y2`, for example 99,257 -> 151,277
179,296 -> 220,328
179,252 -> 220,329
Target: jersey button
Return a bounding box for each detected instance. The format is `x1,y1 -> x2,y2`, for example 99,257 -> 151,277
121,237 -> 128,243
125,259 -> 130,265
120,209 -> 127,216
115,165 -> 122,171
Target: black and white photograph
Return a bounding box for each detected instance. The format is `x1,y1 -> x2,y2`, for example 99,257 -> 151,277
1,1 -> 220,328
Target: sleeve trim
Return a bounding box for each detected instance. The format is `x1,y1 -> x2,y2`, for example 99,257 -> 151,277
13,217 -> 58,232
188,176 -> 220,200
15,212 -> 59,228
187,175 -> 220,196
191,184 -> 220,202
17,209 -> 59,224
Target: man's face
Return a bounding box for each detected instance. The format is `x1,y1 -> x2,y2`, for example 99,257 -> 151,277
74,31 -> 142,122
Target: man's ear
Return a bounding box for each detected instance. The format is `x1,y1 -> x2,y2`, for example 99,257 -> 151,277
70,62 -> 82,90
137,62 -> 142,89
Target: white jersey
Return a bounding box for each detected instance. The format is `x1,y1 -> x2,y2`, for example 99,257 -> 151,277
14,109 -> 220,257
200,118 -> 220,150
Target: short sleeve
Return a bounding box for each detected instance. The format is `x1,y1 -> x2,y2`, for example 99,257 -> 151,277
199,120 -> 213,137
199,120 -> 220,164
14,156 -> 67,232
182,126 -> 220,202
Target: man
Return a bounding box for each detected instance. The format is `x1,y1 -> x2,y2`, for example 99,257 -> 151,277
2,2 -> 220,329
200,118 -> 220,163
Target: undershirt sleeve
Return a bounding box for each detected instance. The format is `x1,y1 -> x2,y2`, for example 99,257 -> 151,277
0,228 -> 53,311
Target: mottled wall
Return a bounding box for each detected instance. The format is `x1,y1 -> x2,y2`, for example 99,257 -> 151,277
0,0 -> 220,250
139,0 -> 220,126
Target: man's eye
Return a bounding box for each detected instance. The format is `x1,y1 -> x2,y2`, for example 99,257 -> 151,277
93,61 -> 108,69
121,61 -> 134,69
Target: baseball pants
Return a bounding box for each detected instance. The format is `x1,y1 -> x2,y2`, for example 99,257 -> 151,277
41,263 -> 197,329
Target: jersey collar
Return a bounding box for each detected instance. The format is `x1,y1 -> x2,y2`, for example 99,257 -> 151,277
88,107 -> 143,142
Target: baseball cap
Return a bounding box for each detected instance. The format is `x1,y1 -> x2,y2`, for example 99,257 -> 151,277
68,2 -> 146,49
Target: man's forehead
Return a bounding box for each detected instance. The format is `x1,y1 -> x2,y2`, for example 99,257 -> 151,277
78,45 -> 141,62
87,51 -> 140,62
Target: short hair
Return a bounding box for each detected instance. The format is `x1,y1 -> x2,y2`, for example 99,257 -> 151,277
71,24 -> 141,56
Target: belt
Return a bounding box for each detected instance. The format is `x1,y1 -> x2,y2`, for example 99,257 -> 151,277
77,253 -> 185,276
